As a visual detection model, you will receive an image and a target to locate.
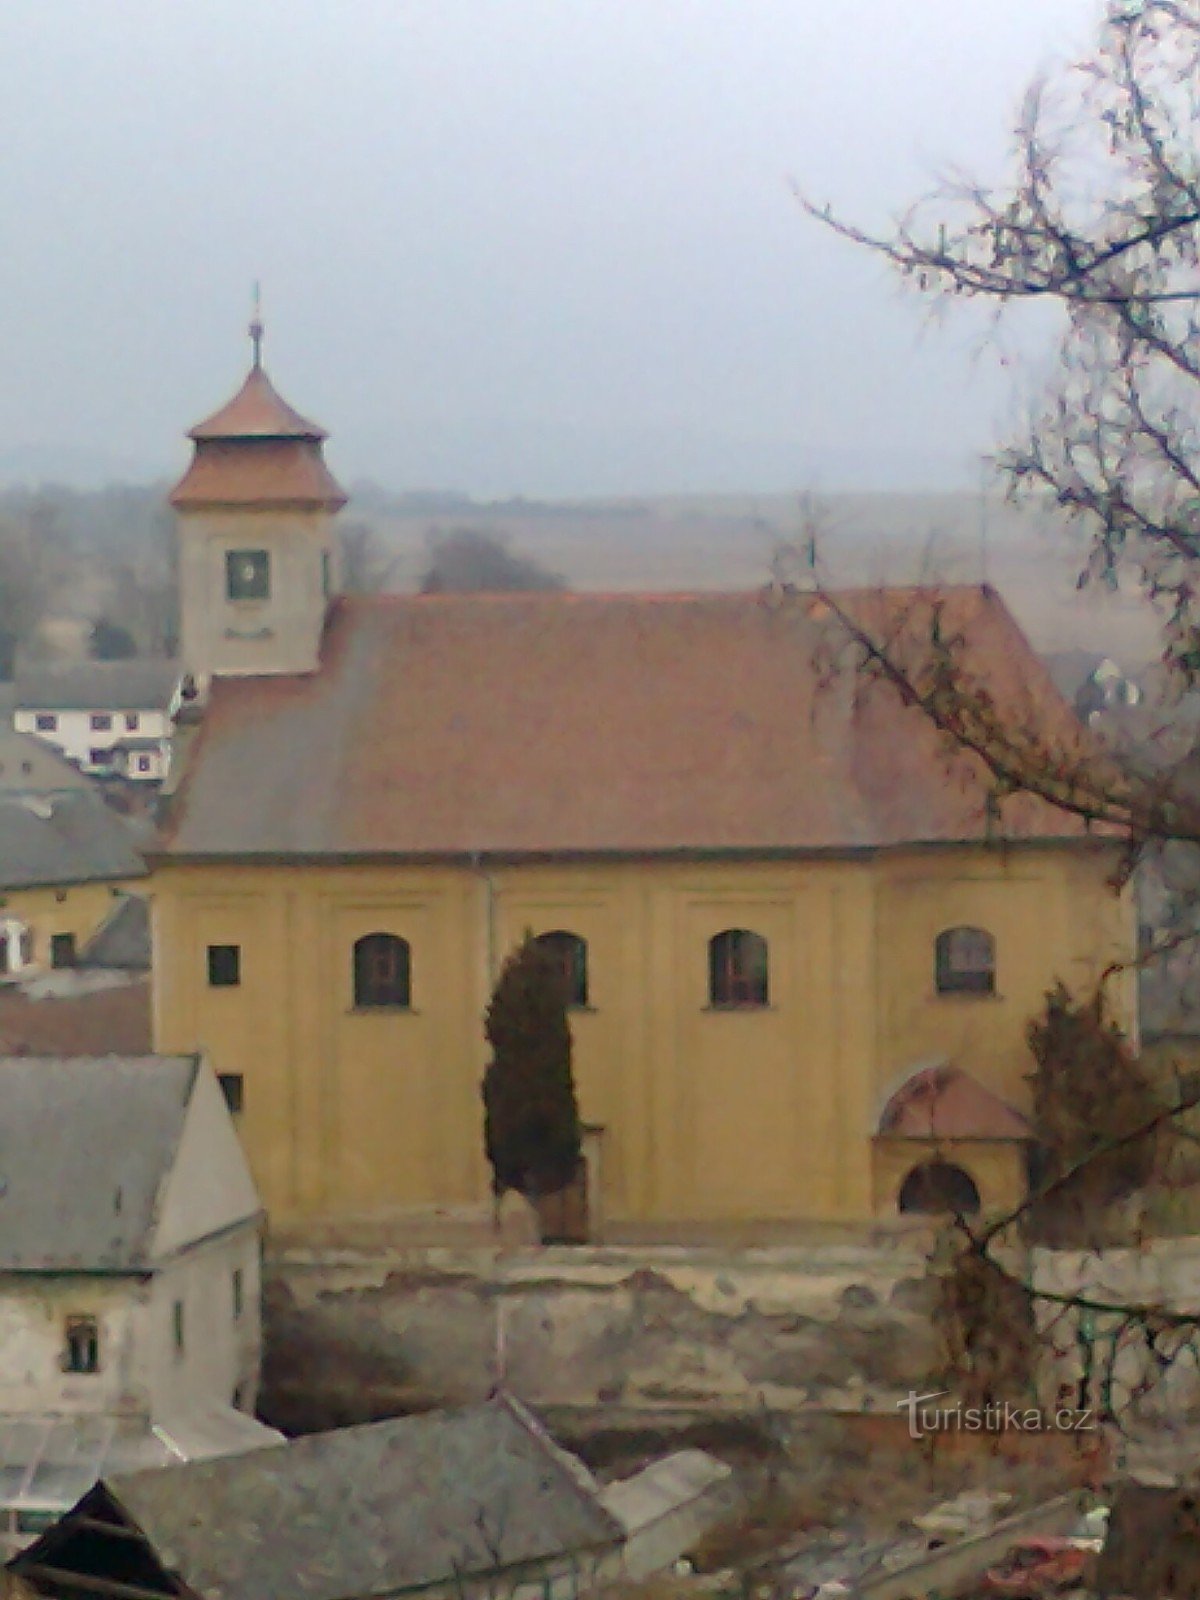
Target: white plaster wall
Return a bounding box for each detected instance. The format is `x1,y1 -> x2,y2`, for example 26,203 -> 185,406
135,1229 -> 263,1415
15,710 -> 171,774
0,1277 -> 148,1414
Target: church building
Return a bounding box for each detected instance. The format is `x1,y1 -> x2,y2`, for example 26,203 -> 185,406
150,334 -> 1136,1231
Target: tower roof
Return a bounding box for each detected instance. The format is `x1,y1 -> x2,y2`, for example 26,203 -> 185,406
187,364 -> 327,442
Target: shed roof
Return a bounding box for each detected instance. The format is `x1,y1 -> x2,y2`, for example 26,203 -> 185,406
0,791 -> 147,888
0,1055 -> 199,1270
89,1397 -> 621,1600
158,586 -> 1101,861
14,660 -> 181,714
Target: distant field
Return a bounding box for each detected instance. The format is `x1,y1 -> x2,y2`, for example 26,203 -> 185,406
366,489 -> 1159,665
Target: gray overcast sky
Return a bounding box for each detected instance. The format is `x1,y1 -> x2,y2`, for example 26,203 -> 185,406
0,0 -> 1098,495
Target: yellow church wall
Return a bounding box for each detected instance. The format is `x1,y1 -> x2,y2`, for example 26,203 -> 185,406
0,879 -> 137,970
151,842 -> 1131,1228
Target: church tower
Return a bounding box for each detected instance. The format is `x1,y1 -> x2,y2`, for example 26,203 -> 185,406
171,312 -> 347,684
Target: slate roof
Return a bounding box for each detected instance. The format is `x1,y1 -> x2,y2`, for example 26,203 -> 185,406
0,728 -> 92,792
158,586 -> 1100,861
95,1398 -> 621,1600
79,896 -> 151,971
0,1055 -> 199,1270
0,791 -> 147,889
14,660 -> 181,714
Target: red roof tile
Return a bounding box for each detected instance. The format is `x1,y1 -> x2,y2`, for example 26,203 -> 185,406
157,586 -> 1104,860
878,1064 -> 1031,1140
188,365 -> 326,441
169,439 -> 348,510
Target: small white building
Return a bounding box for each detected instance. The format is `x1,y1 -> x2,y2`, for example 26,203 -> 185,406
12,661 -> 182,781
0,1054 -> 280,1549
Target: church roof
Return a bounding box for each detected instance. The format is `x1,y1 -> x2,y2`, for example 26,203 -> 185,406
187,364 -> 327,441
169,439 -> 348,510
156,586 -> 1105,862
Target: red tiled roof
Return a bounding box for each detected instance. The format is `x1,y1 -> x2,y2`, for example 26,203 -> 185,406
169,439 -> 348,510
188,365 -> 326,441
878,1064 -> 1031,1140
0,978 -> 151,1056
157,586 -> 1105,860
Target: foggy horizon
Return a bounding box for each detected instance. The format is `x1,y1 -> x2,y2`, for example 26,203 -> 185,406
0,1 -> 1100,498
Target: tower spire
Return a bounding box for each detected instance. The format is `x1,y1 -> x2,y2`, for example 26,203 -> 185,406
249,281 -> 264,370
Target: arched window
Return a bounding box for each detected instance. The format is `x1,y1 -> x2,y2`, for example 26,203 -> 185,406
898,1161 -> 981,1216
534,930 -> 589,1009
353,933 -> 411,1009
935,926 -> 995,995
708,929 -> 769,1008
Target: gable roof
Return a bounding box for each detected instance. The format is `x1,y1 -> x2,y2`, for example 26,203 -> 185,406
0,728 -> 93,793
79,895 -> 151,971
84,1398 -> 621,1600
158,586 -> 1099,861
878,1063 -> 1031,1140
14,659 -> 181,714
0,1055 -> 200,1270
0,791 -> 147,889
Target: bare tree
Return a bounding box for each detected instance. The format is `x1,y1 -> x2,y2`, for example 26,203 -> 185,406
799,0 -> 1200,1432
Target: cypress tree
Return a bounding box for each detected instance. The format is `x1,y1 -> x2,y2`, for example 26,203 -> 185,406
482,933 -> 582,1202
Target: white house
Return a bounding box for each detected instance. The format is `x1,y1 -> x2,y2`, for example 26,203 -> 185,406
12,661 -> 182,781
0,1054 -> 281,1549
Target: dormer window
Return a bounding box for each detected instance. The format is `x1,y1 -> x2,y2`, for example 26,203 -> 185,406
226,550 -> 270,602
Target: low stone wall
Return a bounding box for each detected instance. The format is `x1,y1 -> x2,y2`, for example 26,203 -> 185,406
261,1238 -> 944,1434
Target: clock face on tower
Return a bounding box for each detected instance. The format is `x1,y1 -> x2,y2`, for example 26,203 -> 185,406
226,549 -> 270,602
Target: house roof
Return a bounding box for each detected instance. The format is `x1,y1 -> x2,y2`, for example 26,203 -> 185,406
89,1398 -> 621,1600
14,659 -> 181,713
79,895 -> 151,971
158,586 -> 1101,861
878,1063 -> 1031,1140
0,976 -> 152,1056
0,1055 -> 199,1270
186,364 -> 328,442
0,728 -> 92,792
0,791 -> 147,888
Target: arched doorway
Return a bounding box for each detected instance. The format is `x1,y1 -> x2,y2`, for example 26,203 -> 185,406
898,1160 -> 981,1216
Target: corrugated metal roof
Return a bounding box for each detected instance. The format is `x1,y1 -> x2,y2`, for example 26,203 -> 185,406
99,1397 -> 621,1600
0,1055 -> 198,1270
14,660 -> 181,714
158,586 -> 1101,861
0,791 -> 147,889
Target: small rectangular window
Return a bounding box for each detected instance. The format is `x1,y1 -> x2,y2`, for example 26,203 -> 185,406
232,1267 -> 244,1321
226,549 -> 270,602
137,755 -> 152,773
34,713 -> 57,732
90,713 -> 113,731
89,747 -> 113,767
172,1300 -> 185,1356
50,932 -> 76,969
64,1315 -> 99,1374
207,944 -> 241,987
125,712 -> 140,731
218,1072 -> 245,1114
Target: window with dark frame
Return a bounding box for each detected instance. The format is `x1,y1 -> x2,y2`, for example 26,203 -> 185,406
90,713 -> 112,731
89,747 -> 113,766
935,926 -> 996,995
353,932 -> 412,1009
218,1073 -> 245,1114
226,549 -> 270,602
34,713 -> 56,732
64,1315 -> 99,1374
125,712 -> 140,731
207,944 -> 241,987
533,930 -> 590,1008
50,932 -> 76,969
708,928 -> 770,1009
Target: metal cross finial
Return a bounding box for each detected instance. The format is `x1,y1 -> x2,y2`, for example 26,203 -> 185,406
249,281 -> 264,369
